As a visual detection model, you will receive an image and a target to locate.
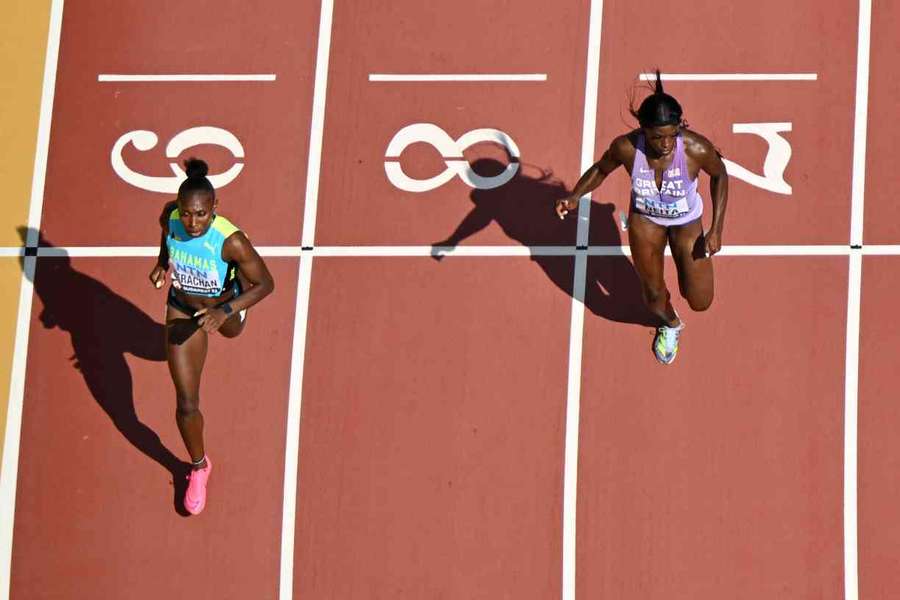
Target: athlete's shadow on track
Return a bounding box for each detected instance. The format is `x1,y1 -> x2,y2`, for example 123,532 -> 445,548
431,159 -> 657,326
17,227 -> 191,516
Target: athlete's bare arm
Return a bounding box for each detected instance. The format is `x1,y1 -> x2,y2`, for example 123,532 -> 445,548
556,136 -> 632,219
683,130 -> 728,255
195,233 -> 275,332
149,200 -> 178,288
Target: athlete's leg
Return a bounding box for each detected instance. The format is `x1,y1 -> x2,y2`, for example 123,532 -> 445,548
165,305 -> 208,466
668,219 -> 714,312
628,213 -> 680,327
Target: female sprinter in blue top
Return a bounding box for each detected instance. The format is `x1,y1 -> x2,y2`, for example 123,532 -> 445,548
556,71 -> 729,365
149,158 -> 275,514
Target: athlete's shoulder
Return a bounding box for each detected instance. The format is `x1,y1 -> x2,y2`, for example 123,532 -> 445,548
160,200 -> 179,229
682,129 -> 727,175
609,132 -> 638,159
211,214 -> 241,238
216,216 -> 250,250
221,227 -> 256,264
681,129 -> 720,158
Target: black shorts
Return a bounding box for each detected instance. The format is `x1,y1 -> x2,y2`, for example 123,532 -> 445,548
166,279 -> 243,317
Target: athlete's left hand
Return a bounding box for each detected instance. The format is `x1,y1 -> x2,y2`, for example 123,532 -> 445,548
705,229 -> 722,256
194,307 -> 228,333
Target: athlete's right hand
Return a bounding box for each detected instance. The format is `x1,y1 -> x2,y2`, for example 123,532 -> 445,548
555,196 -> 580,219
149,264 -> 167,290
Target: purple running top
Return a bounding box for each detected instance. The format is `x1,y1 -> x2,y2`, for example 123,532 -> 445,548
630,133 -> 703,227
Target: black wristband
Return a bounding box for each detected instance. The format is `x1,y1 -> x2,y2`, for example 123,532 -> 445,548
221,302 -> 233,315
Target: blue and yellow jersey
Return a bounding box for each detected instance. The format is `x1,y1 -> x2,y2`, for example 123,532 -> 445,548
167,210 -> 240,297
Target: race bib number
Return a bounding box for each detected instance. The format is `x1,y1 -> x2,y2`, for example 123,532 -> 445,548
634,196 -> 690,218
171,268 -> 221,295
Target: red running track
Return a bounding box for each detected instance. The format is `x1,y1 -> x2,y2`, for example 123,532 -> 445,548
4,1 -> 900,599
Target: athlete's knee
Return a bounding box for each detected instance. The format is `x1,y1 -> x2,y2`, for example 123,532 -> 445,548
218,312 -> 246,338
687,291 -> 714,312
219,325 -> 243,339
176,396 -> 201,417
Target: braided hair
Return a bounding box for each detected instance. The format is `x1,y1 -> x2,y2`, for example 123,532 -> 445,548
177,158 -> 215,200
630,69 -> 684,128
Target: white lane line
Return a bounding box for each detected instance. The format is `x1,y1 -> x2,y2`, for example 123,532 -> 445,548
37,246 -> 158,257
322,245 -> 573,257
0,244 -> 889,258
844,2 -> 872,597
255,246 -> 304,257
368,73 -> 547,82
711,245 -> 850,256
640,72 -> 818,81
0,0 -> 64,598
843,251 -> 862,600
299,0 -> 335,249
281,0 -> 334,597
38,245 -> 562,258
35,246 -> 304,258
850,0 -> 872,248
0,260 -> 35,600
279,256 -> 314,600
588,245 -> 852,257
562,253 -> 587,600
862,245 -> 900,255
576,1 -> 603,249
97,74 -> 276,82
563,2 -> 604,599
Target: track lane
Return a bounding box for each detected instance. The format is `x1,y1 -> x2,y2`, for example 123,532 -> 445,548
578,257 -> 847,599
7,1 -> 894,598
314,0 -> 590,246
862,0 -> 900,244
590,0 -> 858,246
10,257 -> 297,599
38,1 -> 319,247
294,256 -> 572,599
858,256 -> 900,597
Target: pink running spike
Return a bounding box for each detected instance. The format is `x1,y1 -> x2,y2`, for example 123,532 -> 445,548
184,456 -> 212,515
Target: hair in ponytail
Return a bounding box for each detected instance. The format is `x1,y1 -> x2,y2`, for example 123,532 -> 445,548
177,158 -> 215,199
629,69 -> 684,128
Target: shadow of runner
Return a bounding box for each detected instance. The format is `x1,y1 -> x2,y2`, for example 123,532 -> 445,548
17,226 -> 191,516
431,159 -> 657,326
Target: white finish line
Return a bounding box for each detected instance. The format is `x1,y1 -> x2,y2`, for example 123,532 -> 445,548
0,244 -> 895,259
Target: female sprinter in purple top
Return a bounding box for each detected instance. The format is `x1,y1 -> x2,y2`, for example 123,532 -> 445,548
148,159 -> 275,514
556,71 -> 729,364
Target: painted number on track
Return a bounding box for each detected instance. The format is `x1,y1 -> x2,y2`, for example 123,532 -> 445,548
723,122 -> 793,195
111,126 -> 245,194
384,123 -> 521,192
384,121 -> 794,196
